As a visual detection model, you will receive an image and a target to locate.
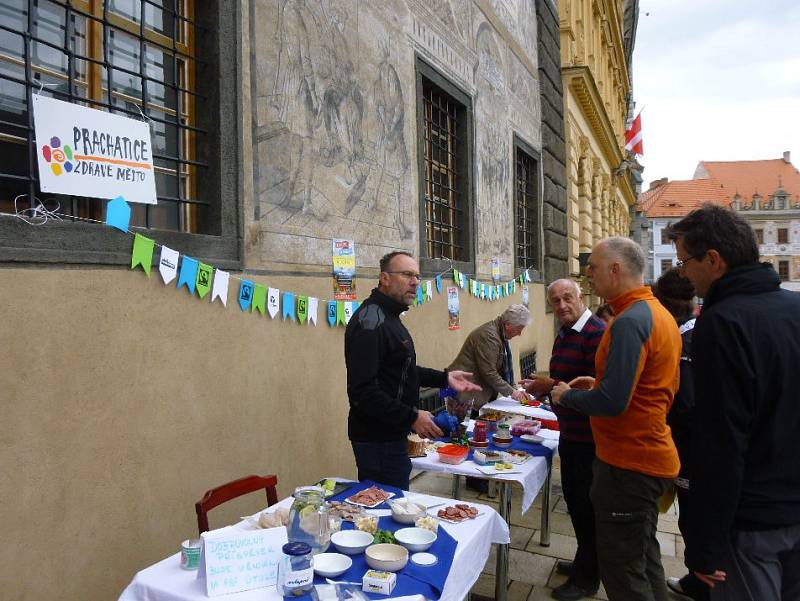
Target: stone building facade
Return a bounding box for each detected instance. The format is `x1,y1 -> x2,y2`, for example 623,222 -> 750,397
0,2 -> 566,599
558,0 -> 640,277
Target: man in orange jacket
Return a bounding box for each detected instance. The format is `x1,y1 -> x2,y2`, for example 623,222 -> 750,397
552,237 -> 681,601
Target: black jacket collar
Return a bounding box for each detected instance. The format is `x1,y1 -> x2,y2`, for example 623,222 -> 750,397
704,262 -> 781,309
370,287 -> 409,317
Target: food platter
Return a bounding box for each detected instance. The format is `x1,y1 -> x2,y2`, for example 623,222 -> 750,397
434,503 -> 481,523
345,486 -> 396,508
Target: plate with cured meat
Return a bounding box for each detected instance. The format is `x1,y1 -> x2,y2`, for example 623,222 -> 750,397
344,485 -> 396,508
434,503 -> 481,523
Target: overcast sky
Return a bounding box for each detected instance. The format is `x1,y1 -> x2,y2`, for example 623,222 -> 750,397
633,0 -> 800,186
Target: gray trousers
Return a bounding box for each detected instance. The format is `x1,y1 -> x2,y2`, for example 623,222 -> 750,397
590,460 -> 672,601
711,523 -> 800,601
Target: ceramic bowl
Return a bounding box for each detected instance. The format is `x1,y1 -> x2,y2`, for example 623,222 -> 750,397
365,543 -> 409,572
389,499 -> 427,524
394,527 -> 437,552
330,529 -> 374,555
312,553 -> 353,578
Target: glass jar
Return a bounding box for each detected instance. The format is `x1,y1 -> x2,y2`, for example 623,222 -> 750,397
472,421 -> 487,443
277,542 -> 314,597
287,486 -> 330,556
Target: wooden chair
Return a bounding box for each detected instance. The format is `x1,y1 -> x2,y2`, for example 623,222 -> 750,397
195,474 -> 279,535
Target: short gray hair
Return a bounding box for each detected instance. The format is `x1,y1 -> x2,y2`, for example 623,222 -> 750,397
501,304 -> 531,328
603,237 -> 646,277
546,279 -> 581,298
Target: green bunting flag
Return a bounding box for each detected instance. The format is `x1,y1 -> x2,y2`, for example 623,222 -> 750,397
297,295 -> 308,323
336,301 -> 347,326
252,284 -> 267,315
131,233 -> 155,275
453,269 -> 460,283
196,262 -> 213,298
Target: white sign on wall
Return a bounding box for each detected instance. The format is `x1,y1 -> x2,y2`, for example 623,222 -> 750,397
32,94 -> 157,204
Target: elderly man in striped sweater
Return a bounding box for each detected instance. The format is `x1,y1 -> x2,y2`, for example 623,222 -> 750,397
521,279 -> 606,601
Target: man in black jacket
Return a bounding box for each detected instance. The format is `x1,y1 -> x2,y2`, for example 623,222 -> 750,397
345,251 -> 480,489
667,205 -> 800,600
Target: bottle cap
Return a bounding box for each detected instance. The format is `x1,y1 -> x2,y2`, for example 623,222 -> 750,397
282,542 -> 312,556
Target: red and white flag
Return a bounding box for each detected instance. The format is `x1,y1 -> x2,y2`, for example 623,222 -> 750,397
625,111 -> 643,155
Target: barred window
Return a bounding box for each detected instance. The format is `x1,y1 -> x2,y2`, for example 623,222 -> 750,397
0,0 -> 204,233
514,139 -> 540,271
416,60 -> 472,267
778,228 -> 789,244
778,260 -> 789,281
754,228 -> 763,245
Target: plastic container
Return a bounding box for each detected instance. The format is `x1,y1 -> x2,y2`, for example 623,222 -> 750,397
540,419 -> 560,431
436,444 -> 469,465
510,420 -> 541,437
472,421 -> 488,443
277,542 -> 314,597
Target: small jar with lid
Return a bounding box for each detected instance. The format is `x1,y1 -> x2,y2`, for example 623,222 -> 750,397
472,421 -> 488,443
277,542 -> 314,597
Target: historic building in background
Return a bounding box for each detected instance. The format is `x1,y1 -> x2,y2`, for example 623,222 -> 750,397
558,0 -> 640,279
635,152 -> 800,291
0,2 -> 568,599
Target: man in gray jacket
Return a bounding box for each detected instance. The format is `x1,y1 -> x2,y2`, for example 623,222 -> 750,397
448,304 -> 531,409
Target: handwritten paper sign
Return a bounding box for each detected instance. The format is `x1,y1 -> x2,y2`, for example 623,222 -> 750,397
32,94 -> 157,204
199,526 -> 287,597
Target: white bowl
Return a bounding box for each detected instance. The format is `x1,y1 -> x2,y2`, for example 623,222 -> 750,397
312,553 -> 353,578
389,499 -> 427,524
365,543 -> 409,572
394,527 -> 437,552
520,433 -> 544,444
330,530 -> 374,555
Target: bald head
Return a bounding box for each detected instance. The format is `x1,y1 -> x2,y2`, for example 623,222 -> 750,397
588,237 -> 646,299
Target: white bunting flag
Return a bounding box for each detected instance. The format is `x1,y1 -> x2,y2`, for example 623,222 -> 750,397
267,288 -> 280,319
425,281 -> 433,300
344,301 -> 354,324
211,269 -> 230,306
158,246 -> 179,285
308,297 -> 319,325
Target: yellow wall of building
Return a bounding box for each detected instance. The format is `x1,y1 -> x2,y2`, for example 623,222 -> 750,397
0,266 -> 551,599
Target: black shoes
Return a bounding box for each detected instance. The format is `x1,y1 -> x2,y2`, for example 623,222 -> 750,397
551,581 -> 599,601
555,560 -> 573,576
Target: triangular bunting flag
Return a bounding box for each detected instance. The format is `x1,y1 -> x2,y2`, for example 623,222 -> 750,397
211,269 -> 229,305
177,257 -> 198,294
524,269 -> 531,283
252,284 -> 266,315
327,300 -> 337,327
436,275 -> 442,294
344,301 -> 354,324
158,246 -> 179,285
488,286 -> 494,301
267,288 -> 280,319
416,286 -> 424,305
131,233 -> 154,275
196,262 -> 213,299
453,270 -> 460,283
297,295 -> 308,324
425,281 -> 433,300
351,301 -> 360,317
460,272 -> 466,289
238,280 -> 254,311
308,297 -> 319,325
282,292 -> 296,321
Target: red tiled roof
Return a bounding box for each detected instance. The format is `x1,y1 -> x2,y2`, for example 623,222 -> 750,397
638,179 -> 730,218
695,159 -> 800,205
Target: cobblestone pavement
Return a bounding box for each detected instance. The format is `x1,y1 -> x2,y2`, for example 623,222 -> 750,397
409,456 -> 688,601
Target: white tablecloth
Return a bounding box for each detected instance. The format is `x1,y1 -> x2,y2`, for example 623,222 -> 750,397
119,492 -> 508,601
481,397 -> 558,421
411,437 -> 558,514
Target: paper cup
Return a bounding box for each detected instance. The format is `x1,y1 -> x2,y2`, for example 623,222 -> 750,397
180,539 -> 202,570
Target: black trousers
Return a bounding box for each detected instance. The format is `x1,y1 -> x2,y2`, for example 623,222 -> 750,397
559,439 -> 600,589
590,459 -> 671,601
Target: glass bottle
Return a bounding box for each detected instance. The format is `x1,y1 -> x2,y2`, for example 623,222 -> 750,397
287,486 -> 330,556
277,542 -> 314,597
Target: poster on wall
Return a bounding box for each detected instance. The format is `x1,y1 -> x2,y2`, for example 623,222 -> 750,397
32,95 -> 157,204
491,257 -> 501,283
447,286 -> 460,330
332,238 -> 356,300
522,285 -> 529,308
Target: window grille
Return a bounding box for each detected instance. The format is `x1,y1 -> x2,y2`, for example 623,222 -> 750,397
778,228 -> 789,244
421,78 -> 467,262
515,143 -> 540,270
778,260 -> 789,281
0,0 -> 206,233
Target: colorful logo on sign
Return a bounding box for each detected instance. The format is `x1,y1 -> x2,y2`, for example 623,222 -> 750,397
41,136 -> 74,176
